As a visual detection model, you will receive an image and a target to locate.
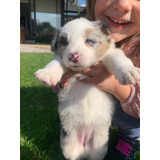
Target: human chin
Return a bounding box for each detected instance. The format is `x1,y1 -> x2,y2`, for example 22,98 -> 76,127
110,27 -> 138,42
110,33 -> 126,43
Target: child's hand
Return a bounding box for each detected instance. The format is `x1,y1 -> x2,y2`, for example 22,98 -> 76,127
60,71 -> 77,87
77,61 -> 117,93
77,61 -> 131,103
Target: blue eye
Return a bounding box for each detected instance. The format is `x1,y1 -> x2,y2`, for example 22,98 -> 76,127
86,39 -> 96,46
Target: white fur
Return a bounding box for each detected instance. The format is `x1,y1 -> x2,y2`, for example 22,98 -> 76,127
35,18 -> 139,160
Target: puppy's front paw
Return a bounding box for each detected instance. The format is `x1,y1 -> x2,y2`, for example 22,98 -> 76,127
34,69 -> 58,86
115,67 -> 140,85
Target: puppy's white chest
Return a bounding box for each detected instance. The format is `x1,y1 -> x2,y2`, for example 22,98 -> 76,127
58,78 -> 114,126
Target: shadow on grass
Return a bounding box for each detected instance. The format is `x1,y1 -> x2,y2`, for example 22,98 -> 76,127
20,86 -> 65,160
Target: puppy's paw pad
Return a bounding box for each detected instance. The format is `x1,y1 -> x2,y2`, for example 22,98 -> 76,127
116,67 -> 140,85
34,69 -> 57,86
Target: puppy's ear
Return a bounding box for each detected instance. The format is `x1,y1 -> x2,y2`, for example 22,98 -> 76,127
92,20 -> 110,36
100,21 -> 110,36
51,30 -> 60,52
100,22 -> 113,44
93,20 -> 114,46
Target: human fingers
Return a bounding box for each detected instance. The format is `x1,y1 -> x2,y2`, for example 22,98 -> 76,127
60,70 -> 77,87
77,76 -> 95,85
80,61 -> 102,77
65,70 -> 78,78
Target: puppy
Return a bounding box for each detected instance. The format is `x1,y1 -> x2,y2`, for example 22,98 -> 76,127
35,18 -> 139,160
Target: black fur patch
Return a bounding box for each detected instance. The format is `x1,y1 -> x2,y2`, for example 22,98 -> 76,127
51,30 -> 60,51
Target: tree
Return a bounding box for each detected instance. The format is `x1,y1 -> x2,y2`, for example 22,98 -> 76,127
68,0 -> 78,6
73,0 -> 78,5
37,22 -> 56,33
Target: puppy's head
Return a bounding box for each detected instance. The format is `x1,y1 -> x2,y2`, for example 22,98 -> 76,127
51,18 -> 114,71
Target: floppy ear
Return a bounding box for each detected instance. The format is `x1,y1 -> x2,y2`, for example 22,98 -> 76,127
100,22 -> 113,44
93,20 -> 114,45
92,20 -> 110,36
51,30 -> 60,52
100,21 -> 110,36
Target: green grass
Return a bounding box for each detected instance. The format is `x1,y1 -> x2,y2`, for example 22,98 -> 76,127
20,52 -> 65,160
20,52 -> 140,160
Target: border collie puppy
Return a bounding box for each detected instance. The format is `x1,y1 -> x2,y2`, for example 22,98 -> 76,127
35,18 -> 139,160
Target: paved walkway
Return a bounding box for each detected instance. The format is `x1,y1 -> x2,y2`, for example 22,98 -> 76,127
20,44 -> 52,53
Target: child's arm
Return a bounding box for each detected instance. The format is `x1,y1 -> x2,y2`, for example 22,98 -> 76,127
102,48 -> 140,118
121,80 -> 140,119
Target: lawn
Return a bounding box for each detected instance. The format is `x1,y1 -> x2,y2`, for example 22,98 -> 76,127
20,52 -> 140,160
20,52 -> 65,160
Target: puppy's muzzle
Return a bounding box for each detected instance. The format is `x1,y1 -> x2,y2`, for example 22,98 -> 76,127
68,52 -> 81,64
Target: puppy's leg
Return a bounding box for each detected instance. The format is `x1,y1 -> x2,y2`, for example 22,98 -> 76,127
61,129 -> 84,160
102,49 -> 140,85
87,125 -> 110,160
35,55 -> 68,86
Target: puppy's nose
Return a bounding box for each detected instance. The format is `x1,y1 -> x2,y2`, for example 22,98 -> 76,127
68,52 -> 80,63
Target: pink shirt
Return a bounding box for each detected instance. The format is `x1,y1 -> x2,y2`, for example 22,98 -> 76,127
120,35 -> 140,119
121,80 -> 140,119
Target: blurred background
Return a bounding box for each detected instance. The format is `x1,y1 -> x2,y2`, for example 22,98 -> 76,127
20,0 -> 86,44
